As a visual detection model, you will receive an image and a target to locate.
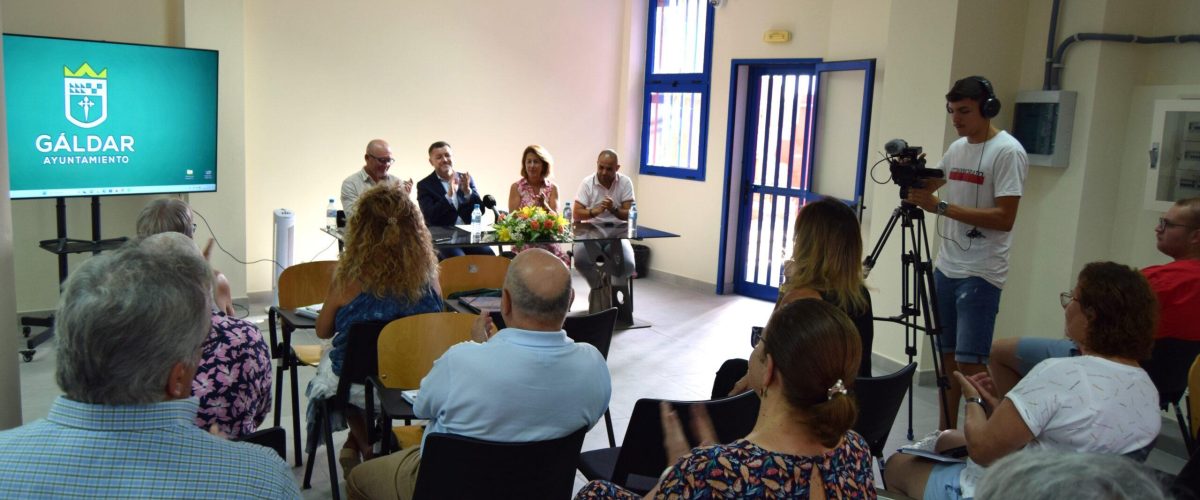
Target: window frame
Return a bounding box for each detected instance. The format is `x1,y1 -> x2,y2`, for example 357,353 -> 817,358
639,0 -> 715,181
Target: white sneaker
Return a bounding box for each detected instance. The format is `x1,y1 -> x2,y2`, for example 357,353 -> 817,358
901,430 -> 944,453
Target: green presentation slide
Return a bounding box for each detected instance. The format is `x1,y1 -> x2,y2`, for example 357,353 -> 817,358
4,34 -> 218,199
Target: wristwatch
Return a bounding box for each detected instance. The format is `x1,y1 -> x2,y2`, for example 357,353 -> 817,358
965,396 -> 985,407
935,200 -> 950,215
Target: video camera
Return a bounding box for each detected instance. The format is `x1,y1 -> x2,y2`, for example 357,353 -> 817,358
885,138 -> 944,200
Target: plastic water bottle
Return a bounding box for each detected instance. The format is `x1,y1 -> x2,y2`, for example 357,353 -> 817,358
471,204 -> 483,233
563,199 -> 573,224
325,198 -> 337,229
628,201 -> 638,238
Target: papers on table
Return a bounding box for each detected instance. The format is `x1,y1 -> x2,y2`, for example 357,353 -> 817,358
401,389 -> 419,405
453,223 -> 494,233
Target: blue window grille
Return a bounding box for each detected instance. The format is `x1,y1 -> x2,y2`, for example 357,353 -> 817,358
640,0 -> 714,180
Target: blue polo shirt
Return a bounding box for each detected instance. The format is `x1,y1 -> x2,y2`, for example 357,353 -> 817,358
415,327 -> 611,447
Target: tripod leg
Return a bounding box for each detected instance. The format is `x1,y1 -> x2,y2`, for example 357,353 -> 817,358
911,216 -> 953,429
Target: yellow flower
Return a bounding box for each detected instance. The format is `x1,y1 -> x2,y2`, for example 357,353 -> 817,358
496,227 -> 511,241
520,206 -> 535,218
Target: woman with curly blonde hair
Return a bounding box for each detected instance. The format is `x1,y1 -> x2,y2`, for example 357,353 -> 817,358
314,183 -> 443,475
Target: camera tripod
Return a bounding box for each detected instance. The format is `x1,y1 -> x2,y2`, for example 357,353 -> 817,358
863,201 -> 951,439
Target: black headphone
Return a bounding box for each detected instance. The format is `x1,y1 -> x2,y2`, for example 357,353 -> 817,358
971,76 -> 1001,119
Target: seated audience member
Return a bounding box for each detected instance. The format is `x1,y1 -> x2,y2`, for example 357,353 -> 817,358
572,149 -> 636,311
989,197 -> 1200,395
341,139 -> 412,219
136,198 -> 271,438
578,299 -> 874,499
416,140 -> 495,259
346,249 -> 611,500
137,198 -> 235,314
312,184 -> 445,476
974,450 -> 1169,500
0,234 -> 299,498
885,261 -> 1161,500
507,144 -> 569,264
713,197 -> 873,399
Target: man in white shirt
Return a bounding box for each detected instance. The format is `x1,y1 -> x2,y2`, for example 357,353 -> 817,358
573,149 -> 636,311
340,139 -> 412,219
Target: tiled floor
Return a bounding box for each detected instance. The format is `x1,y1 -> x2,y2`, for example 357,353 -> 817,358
15,271 -> 1188,498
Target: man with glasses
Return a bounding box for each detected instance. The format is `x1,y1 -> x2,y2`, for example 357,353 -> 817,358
341,139 -> 412,218
987,197 -> 1200,396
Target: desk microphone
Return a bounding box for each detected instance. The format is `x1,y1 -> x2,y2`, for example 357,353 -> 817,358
482,194 -> 500,221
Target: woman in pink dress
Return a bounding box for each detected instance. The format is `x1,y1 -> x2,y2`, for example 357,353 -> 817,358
507,144 -> 569,263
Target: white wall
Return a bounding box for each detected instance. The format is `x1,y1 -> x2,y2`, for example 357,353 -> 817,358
241,0 -> 627,293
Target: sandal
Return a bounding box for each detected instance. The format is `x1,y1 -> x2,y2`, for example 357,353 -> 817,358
339,447 -> 362,479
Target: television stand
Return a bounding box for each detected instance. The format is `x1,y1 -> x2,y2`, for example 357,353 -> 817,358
20,196 -> 127,362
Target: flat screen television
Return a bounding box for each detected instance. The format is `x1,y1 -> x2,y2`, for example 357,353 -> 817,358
3,34 -> 218,199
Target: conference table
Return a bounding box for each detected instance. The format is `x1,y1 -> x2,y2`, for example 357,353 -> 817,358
322,221 -> 679,329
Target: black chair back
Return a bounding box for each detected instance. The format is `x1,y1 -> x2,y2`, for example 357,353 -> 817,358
564,307 -> 617,358
1141,338 -> 1200,408
332,321 -> 390,408
234,426 -> 287,460
413,427 -> 588,500
853,362 -> 917,458
609,391 -> 760,493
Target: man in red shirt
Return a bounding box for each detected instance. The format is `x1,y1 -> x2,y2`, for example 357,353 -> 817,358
988,197 -> 1200,395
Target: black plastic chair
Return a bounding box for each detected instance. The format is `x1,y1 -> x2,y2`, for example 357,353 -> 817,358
578,391 -> 760,495
234,426 -> 288,461
853,362 -> 917,488
413,427 -> 588,500
1141,338 -> 1200,454
564,307 -> 619,447
301,321 -> 388,500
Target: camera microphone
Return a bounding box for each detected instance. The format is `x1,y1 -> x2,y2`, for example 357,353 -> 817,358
885,138 -> 909,156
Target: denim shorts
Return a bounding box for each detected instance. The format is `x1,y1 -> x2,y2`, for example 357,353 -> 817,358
934,270 -> 1002,364
924,462 -> 968,500
1014,338 -> 1079,375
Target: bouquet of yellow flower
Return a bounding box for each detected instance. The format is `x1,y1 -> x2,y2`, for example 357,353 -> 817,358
493,205 -> 571,243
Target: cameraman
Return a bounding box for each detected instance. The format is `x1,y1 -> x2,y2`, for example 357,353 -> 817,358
906,76 -> 1028,430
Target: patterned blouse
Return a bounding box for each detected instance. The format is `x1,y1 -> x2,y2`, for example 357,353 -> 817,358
192,311 -> 273,438
577,431 -> 875,499
514,177 -> 570,264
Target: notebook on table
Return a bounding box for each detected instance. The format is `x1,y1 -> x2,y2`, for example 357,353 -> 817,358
457,296 -> 501,314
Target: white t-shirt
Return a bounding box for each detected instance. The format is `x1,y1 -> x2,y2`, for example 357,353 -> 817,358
956,356 -> 1160,497
933,130 -> 1027,288
576,172 -> 635,224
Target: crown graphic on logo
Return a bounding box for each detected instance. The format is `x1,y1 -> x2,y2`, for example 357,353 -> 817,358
64,62 -> 107,79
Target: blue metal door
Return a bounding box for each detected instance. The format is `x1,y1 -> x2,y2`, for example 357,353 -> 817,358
731,60 -> 875,301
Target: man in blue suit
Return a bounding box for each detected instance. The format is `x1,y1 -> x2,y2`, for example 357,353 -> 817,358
416,141 -> 495,259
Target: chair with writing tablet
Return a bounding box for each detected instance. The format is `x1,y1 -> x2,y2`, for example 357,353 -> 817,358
267,259 -> 337,466
413,427 -> 588,500
371,312 -> 476,454
564,307 -> 619,447
437,255 -> 510,304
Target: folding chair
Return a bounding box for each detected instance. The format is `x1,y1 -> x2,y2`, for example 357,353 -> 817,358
578,391 -> 760,495
437,255 -> 511,301
1141,338 -> 1200,454
564,307 -> 618,447
267,260 -> 337,466
413,427 -> 588,500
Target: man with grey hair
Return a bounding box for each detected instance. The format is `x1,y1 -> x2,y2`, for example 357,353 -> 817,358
975,450 -> 1168,500
137,197 -> 234,315
346,248 -> 611,499
0,233 -> 299,498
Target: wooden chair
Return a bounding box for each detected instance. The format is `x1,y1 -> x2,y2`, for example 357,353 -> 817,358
1189,355 -> 1200,445
564,307 -> 618,447
853,362 -> 917,488
413,427 -> 588,500
373,312 -> 476,452
267,259 -> 337,466
437,255 -> 510,300
578,391 -> 760,494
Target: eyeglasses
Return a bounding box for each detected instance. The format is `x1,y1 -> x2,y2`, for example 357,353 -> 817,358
1158,217 -> 1196,231
1059,291 -> 1075,308
368,154 -> 395,165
